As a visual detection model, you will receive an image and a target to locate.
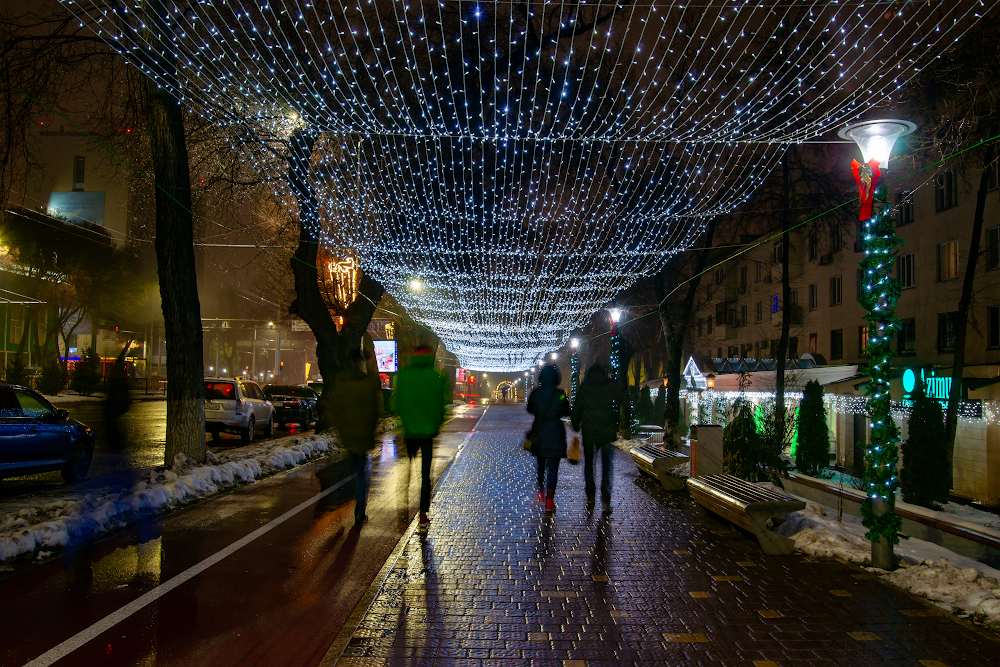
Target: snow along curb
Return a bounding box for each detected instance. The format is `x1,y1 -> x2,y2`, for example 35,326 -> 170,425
759,484 -> 1000,627
0,433 -> 344,565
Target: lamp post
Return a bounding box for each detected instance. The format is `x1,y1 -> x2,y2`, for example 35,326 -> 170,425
524,371 -> 530,403
609,308 -> 623,382
840,118 -> 915,571
570,338 -> 580,403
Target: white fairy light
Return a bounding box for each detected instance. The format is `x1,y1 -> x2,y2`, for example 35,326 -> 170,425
58,1 -> 996,370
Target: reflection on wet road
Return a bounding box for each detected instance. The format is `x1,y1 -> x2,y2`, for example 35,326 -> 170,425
0,405 -> 485,667
0,400 -> 314,500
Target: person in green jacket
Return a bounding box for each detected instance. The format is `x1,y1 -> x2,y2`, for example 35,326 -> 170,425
394,345 -> 448,529
330,349 -> 382,529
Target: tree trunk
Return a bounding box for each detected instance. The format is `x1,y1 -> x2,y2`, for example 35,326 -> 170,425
944,161 -> 991,489
286,130 -> 383,432
658,219 -> 717,446
775,150 -> 792,448
142,0 -> 205,465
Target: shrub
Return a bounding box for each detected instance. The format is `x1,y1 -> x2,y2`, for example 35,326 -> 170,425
638,385 -> 654,424
724,398 -> 788,485
795,380 -> 831,476
4,355 -> 30,386
71,346 -> 102,396
900,381 -> 950,508
38,357 -> 67,395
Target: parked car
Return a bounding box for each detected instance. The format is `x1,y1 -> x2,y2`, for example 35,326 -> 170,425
263,385 -> 319,429
0,384 -> 95,482
204,377 -> 275,442
307,380 -> 323,396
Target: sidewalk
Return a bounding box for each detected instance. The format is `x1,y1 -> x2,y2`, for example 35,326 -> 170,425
333,405 -> 1000,666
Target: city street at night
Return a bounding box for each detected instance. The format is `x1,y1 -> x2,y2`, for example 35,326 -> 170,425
4,1 -> 1000,665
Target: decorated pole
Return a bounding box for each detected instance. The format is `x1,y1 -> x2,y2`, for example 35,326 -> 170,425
840,119 -> 916,570
609,308 -> 623,382
570,338 -> 580,403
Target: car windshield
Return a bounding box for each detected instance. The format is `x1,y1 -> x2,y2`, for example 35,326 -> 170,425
205,382 -> 236,400
15,390 -> 55,418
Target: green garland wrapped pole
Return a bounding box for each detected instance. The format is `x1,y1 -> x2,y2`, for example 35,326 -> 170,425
840,120 -> 916,570
609,308 -> 623,382
570,338 -> 580,403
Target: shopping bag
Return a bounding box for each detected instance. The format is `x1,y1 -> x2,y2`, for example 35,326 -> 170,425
567,435 -> 581,465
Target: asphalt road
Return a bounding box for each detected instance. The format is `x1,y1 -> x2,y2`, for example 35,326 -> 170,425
0,399 -> 314,501
0,406 -> 484,667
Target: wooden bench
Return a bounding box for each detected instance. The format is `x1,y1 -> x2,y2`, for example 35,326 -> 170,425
631,443 -> 690,491
686,474 -> 806,555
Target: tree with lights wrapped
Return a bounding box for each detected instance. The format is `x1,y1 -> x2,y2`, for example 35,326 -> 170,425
795,380 -> 830,477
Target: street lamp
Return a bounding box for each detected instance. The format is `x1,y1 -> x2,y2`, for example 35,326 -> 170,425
608,308 -> 624,381
841,118 -> 915,571
569,338 -> 580,403
706,373 -> 715,390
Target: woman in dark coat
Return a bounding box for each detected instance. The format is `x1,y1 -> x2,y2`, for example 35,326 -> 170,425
527,363 -> 571,511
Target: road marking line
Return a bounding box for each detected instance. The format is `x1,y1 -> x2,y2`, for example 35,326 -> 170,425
23,473 -> 356,667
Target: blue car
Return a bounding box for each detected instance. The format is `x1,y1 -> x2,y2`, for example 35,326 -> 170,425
0,384 -> 95,482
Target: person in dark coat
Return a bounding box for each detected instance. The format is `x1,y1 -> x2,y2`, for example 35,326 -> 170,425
527,363 -> 570,511
571,361 -> 622,510
329,349 -> 382,528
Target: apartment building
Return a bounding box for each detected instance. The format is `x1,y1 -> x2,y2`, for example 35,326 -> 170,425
683,162 -> 1000,503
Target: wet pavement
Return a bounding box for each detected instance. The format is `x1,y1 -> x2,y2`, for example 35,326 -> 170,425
333,405 -> 1000,667
1,406 -> 484,667
0,399 -> 313,500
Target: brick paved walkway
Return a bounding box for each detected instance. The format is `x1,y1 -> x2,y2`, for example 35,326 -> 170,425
334,405 -> 1000,666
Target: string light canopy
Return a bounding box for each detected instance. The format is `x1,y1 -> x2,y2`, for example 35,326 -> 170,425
61,1 -> 996,370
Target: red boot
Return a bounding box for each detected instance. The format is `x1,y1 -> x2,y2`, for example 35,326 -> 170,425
545,491 -> 556,512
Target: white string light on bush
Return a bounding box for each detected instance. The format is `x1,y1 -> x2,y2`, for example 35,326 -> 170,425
59,0 -> 998,370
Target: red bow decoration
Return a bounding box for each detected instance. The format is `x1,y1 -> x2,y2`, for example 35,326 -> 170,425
851,158 -> 881,221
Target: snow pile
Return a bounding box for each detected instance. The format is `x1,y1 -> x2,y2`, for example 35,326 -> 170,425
377,415 -> 401,433
760,484 -> 1000,625
939,502 -> 1000,531
671,461 -> 691,477
0,434 -> 341,563
613,437 -> 645,453
882,558 -> 1000,621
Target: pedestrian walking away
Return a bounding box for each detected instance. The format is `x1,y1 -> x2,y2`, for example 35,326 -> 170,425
527,363 -> 571,511
570,360 -> 622,511
329,348 -> 382,528
394,345 -> 449,529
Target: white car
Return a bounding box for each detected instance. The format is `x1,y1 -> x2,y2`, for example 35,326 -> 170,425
204,377 -> 275,442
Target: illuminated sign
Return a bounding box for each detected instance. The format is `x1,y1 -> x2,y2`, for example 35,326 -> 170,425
902,368 -> 951,401
47,191 -> 105,225
457,368 -> 466,383
373,340 -> 397,373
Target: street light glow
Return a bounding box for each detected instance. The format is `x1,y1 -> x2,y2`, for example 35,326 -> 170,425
570,338 -> 579,349
410,279 -> 423,292
609,308 -> 622,323
838,119 -> 916,170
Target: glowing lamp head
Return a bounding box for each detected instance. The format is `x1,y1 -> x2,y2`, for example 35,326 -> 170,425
706,373 -> 715,389
409,279 -> 422,292
550,353 -> 558,360
570,338 -> 579,349
838,119 -> 916,170
609,308 -> 622,323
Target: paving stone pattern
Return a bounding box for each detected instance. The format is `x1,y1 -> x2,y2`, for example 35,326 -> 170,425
337,405 -> 1000,666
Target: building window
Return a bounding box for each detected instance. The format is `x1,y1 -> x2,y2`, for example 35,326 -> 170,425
740,343 -> 753,358
829,225 -> 841,252
896,190 -> 915,226
858,326 -> 869,355
808,283 -> 818,310
740,304 -> 748,327
706,315 -> 713,335
757,339 -> 769,358
715,302 -> 726,326
754,260 -> 763,282
898,318 -> 917,355
809,332 -> 819,354
988,307 -> 1000,349
755,300 -> 763,323
788,336 -> 798,358
935,170 -> 958,212
987,227 -> 1000,271
697,318 -> 703,337
72,156 -> 85,191
829,275 -> 842,306
898,252 -> 915,289
830,329 -> 844,360
717,347 -> 723,358
808,233 -> 818,261
773,240 -> 784,264
939,240 -> 959,281
9,306 -> 23,344
738,265 -> 748,294
937,312 -> 959,352
727,345 -> 738,358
